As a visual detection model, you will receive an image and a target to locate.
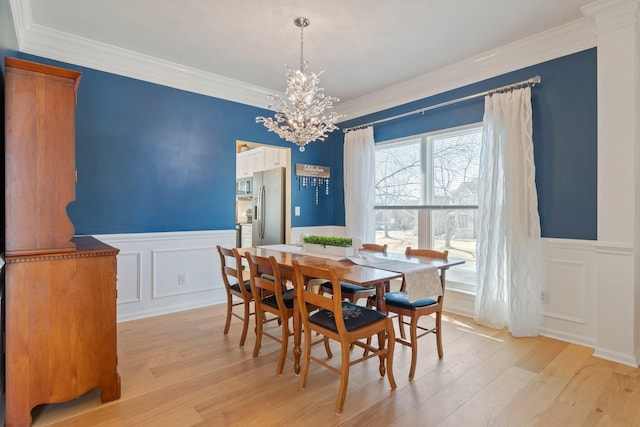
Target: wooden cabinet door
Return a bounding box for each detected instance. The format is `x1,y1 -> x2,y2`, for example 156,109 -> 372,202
5,58 -> 81,256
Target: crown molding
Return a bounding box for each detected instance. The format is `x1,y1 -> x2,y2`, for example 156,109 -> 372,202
11,0 -> 596,116
8,0 -> 31,47
11,0 -> 280,108
336,17 -> 597,121
581,0 -> 640,33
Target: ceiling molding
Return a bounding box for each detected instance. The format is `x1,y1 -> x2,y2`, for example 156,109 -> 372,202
11,0 -> 280,108
336,17 -> 597,121
11,0 -> 596,117
8,0 -> 31,47
18,23 -> 279,108
581,0 -> 640,33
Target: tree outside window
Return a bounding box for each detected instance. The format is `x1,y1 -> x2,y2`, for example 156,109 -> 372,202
374,125 -> 481,288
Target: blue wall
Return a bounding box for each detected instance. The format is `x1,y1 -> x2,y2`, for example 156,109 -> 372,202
5,40 -> 596,240
13,54 -> 337,234
335,49 -> 598,240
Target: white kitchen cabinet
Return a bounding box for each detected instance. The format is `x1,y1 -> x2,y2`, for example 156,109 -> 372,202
240,224 -> 252,248
236,149 -> 264,178
262,146 -> 286,170
236,146 -> 286,178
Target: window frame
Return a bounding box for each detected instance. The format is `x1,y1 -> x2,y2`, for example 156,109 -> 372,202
373,123 -> 482,294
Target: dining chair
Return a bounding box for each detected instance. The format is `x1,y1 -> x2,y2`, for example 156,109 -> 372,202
384,247 -> 449,379
292,259 -> 396,415
245,252 -> 295,375
318,243 -> 388,305
217,245 -> 255,346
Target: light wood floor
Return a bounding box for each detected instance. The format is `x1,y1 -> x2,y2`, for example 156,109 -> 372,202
30,304 -> 640,427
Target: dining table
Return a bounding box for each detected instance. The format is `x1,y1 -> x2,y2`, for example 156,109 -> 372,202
237,244 -> 464,375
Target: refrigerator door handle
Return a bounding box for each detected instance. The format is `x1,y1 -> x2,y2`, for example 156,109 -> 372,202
254,184 -> 263,221
259,184 -> 266,239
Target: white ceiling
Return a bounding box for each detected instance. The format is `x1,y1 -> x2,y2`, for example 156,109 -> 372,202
13,0 -> 597,117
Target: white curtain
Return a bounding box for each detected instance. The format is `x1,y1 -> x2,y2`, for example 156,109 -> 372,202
344,127 -> 375,243
475,87 -> 542,337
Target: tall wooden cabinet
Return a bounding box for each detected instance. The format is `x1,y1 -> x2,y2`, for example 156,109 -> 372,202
4,57 -> 121,426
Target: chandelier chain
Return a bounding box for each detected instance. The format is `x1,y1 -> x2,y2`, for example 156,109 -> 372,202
299,21 -> 304,71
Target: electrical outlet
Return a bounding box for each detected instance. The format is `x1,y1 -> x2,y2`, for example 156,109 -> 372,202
540,290 -> 549,304
178,273 -> 187,286
295,206 -> 300,216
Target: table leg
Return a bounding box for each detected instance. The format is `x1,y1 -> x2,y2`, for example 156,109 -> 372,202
293,301 -> 301,375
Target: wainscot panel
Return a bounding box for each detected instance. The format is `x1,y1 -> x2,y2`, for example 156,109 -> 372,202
92,230 -> 235,322
540,238 -> 598,349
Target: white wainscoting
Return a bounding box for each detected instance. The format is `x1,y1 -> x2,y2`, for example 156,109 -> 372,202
442,238 -> 610,358
93,227 -> 343,322
95,230 -> 629,364
539,238 -> 598,349
94,230 -> 235,322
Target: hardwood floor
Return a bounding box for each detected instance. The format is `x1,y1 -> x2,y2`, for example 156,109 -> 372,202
30,304 -> 640,426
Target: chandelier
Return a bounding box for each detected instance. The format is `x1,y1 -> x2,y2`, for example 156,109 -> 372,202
256,17 -> 344,152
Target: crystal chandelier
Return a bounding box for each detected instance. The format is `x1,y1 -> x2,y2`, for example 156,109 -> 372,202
256,17 -> 344,152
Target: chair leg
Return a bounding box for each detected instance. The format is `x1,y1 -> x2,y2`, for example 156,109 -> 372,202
223,294 -> 233,334
335,342 -> 351,415
323,337 -> 333,358
253,307 -> 263,357
299,324 -> 312,390
397,314 -> 406,340
435,311 -> 444,359
276,320 -> 289,375
363,302 -> 374,356
385,319 -> 397,390
408,314 -> 419,380
239,299 -> 251,347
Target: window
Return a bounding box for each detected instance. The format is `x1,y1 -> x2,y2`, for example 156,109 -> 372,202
374,124 -> 481,291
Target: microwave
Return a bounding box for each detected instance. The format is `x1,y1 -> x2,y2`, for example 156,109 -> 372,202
236,178 -> 252,198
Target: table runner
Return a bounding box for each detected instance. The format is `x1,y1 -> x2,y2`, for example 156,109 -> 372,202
358,256 -> 442,301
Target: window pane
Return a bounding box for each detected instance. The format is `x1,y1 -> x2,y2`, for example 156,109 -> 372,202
430,130 -> 481,205
374,125 -> 481,290
374,209 -> 418,253
374,208 -> 477,287
375,138 -> 422,206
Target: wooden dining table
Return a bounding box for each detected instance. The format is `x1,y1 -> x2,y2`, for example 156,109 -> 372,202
238,245 -> 464,375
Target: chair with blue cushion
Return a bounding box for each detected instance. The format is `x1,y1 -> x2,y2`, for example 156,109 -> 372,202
217,245 -> 255,346
292,259 -> 396,415
385,247 -> 449,380
319,243 -> 388,304
245,252 -> 296,375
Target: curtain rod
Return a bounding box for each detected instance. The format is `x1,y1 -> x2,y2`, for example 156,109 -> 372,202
343,75 -> 541,133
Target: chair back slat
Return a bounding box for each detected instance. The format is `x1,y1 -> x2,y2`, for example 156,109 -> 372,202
292,261 -> 346,331
404,247 -> 448,259
361,243 -> 387,253
223,264 -> 238,278
217,245 -> 251,298
246,252 -> 287,307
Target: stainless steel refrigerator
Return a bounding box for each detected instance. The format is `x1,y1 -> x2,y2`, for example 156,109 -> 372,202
252,167 -> 285,246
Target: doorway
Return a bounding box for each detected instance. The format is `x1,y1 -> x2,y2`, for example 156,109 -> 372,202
235,140 -> 292,244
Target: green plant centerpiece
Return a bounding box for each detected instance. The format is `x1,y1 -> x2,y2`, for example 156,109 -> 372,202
303,235 -> 353,248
